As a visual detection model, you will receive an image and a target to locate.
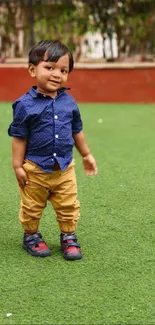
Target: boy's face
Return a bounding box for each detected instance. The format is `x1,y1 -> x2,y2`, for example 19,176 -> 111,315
28,54 -> 69,97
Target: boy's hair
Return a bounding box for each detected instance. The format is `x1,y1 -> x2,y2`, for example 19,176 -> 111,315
28,40 -> 74,72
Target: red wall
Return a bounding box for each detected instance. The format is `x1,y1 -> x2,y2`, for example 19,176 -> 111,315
0,67 -> 155,102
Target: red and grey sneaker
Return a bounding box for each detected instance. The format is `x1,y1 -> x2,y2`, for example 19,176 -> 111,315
23,231 -> 51,257
60,233 -> 82,260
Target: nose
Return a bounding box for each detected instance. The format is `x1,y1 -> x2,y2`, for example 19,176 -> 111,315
52,69 -> 61,78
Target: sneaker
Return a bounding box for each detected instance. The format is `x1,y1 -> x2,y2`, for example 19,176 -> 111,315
23,231 -> 51,257
60,233 -> 82,260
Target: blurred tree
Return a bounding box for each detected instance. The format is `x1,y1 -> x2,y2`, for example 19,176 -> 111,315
28,0 -> 35,48
0,0 -> 89,58
1,0 -> 155,60
33,0 -> 89,54
0,0 -> 26,57
81,0 -> 155,60
80,0 -> 120,59
119,0 -> 155,59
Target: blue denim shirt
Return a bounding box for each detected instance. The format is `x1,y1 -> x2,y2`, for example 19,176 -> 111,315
8,86 -> 83,172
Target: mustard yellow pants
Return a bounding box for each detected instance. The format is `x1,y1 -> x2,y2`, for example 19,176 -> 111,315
19,159 -> 80,234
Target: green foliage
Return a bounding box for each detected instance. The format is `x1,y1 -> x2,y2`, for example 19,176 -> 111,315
33,1 -> 88,51
82,0 -> 155,57
0,0 -> 89,55
119,0 -> 155,56
1,0 -> 155,58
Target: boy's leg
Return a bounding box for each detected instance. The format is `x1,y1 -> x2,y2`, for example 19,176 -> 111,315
19,184 -> 49,233
48,161 -> 82,260
19,160 -> 51,256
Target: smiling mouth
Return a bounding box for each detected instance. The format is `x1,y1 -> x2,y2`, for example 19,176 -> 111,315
49,80 -> 60,85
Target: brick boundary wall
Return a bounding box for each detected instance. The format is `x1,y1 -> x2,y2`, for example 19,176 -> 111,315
0,63 -> 155,102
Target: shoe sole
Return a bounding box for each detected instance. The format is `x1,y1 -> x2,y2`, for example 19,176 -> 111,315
63,252 -> 82,260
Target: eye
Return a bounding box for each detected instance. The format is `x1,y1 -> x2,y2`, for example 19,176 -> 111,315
46,66 -> 53,70
61,69 -> 68,74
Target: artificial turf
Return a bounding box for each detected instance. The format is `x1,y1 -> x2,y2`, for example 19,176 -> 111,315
1,102 -> 155,324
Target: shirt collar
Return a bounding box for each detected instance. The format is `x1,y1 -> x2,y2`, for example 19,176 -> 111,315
29,86 -> 70,99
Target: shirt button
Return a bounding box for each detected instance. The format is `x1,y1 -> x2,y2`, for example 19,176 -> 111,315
53,153 -> 57,157
55,134 -> 58,138
54,115 -> 58,119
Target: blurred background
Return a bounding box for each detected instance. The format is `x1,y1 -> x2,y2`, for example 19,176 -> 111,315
0,0 -> 155,103
0,0 -> 155,64
1,3 -> 155,325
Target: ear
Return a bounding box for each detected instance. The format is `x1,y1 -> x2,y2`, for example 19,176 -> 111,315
28,63 -> 36,78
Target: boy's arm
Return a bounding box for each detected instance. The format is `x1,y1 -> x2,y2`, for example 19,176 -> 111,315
73,130 -> 90,157
73,131 -> 97,176
12,137 -> 28,188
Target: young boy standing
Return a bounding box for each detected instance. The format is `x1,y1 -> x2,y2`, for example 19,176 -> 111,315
8,40 -> 97,260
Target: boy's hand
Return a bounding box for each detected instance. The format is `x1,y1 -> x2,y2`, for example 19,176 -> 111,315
14,167 -> 28,189
82,154 -> 98,176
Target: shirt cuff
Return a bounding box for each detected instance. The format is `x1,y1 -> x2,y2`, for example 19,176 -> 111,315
72,124 -> 83,134
8,125 -> 28,138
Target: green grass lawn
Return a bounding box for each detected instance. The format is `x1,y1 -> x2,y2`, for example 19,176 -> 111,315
1,102 -> 155,324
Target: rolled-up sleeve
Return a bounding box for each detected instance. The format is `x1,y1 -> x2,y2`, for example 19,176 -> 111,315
72,103 -> 83,134
8,101 -> 29,138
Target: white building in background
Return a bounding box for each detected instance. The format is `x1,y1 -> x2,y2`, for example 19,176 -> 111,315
80,31 -> 118,60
